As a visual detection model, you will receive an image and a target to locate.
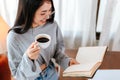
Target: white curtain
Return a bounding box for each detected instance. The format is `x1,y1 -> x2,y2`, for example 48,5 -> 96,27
53,0 -> 98,49
97,0 -> 120,51
0,0 -> 18,27
0,0 -> 98,49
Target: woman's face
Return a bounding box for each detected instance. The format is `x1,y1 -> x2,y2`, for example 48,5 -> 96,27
32,2 -> 52,27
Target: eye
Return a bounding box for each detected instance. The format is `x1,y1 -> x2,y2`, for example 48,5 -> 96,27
40,13 -> 45,16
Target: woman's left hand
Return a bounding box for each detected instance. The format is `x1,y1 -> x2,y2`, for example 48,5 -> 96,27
69,58 -> 79,66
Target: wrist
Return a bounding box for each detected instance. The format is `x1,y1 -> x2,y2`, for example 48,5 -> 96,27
28,56 -> 35,62
68,58 -> 73,66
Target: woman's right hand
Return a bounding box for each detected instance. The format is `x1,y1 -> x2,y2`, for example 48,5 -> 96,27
26,42 -> 40,60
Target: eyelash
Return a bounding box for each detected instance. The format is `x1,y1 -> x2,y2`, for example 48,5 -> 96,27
40,10 -> 52,15
41,13 -> 45,15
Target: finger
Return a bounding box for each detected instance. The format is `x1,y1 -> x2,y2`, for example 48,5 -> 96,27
33,43 -> 39,48
31,41 -> 39,48
31,47 -> 40,53
69,61 -> 73,66
31,42 -> 39,48
76,61 -> 80,64
31,51 -> 40,59
30,42 -> 39,50
29,42 -> 37,49
28,50 -> 40,59
33,49 -> 40,54
73,59 -> 80,64
69,59 -> 79,66
72,60 -> 79,64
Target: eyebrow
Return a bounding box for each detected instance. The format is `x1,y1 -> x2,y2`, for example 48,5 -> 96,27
41,8 -> 52,13
41,10 -> 47,13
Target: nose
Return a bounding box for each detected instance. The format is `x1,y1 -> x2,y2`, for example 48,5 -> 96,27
45,12 -> 51,19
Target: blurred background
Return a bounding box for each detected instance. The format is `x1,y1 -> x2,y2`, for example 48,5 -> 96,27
0,0 -> 120,54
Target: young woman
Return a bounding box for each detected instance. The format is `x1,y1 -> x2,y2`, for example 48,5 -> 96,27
7,0 -> 79,80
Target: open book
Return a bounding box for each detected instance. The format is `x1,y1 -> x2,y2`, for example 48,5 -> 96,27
63,46 -> 107,77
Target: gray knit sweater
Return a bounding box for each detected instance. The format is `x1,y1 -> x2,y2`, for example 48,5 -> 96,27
7,21 -> 70,80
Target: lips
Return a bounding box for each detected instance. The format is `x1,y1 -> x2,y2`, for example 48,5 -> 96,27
41,19 -> 46,23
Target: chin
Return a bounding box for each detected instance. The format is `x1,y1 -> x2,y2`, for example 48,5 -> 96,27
42,20 -> 46,23
38,22 -> 45,26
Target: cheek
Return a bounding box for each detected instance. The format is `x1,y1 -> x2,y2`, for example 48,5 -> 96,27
33,16 -> 41,22
33,17 -> 37,23
36,15 -> 45,21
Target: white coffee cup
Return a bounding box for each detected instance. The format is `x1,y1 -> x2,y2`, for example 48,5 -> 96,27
35,34 -> 51,49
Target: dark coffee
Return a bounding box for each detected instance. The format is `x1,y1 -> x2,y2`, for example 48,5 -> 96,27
37,37 -> 49,43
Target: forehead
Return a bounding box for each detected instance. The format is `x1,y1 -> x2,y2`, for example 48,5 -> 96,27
37,2 -> 52,12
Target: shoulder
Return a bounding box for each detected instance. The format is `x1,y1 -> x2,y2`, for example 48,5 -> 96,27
53,21 -> 59,27
7,27 -> 20,43
47,20 -> 59,28
51,21 -> 62,34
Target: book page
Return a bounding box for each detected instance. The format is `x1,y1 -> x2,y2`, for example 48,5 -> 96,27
63,46 -> 107,77
63,62 -> 97,73
76,46 -> 107,64
63,62 -> 101,77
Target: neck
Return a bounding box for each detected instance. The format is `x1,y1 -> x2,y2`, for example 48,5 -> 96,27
32,22 -> 46,28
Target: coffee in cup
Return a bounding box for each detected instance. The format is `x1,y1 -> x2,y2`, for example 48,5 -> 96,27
35,34 -> 51,49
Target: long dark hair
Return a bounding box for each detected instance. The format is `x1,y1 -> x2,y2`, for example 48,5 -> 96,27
10,0 -> 55,34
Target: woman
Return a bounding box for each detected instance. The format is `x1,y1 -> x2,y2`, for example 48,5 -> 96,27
7,0 -> 79,80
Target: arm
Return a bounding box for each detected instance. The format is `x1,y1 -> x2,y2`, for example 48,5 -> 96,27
7,35 -> 41,80
53,26 -> 71,69
53,23 -> 79,69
